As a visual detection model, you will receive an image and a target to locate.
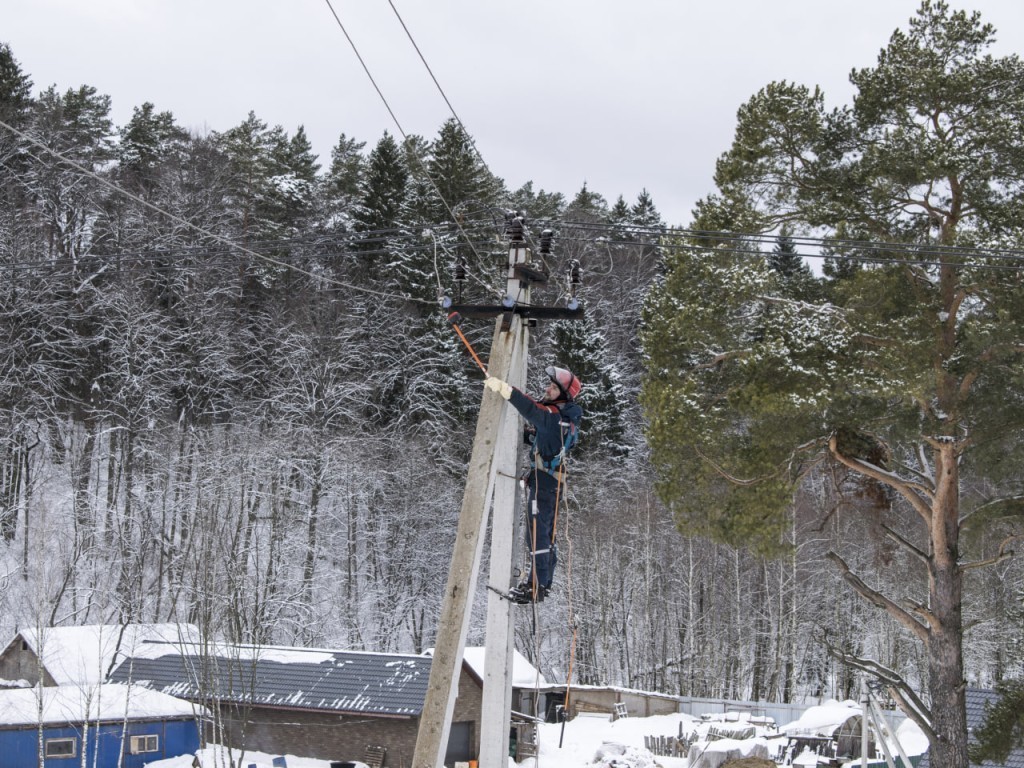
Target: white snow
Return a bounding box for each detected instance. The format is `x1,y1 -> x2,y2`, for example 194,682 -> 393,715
895,718 -> 929,756
458,647 -> 548,688
780,699 -> 860,735
0,683 -> 205,726
139,708 -> 930,768
145,745 -> 361,768
17,623 -> 201,685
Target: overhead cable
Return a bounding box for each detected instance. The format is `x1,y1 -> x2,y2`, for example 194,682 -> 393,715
0,116 -> 424,305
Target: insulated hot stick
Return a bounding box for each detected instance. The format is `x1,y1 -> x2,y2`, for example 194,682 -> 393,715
447,311 -> 489,377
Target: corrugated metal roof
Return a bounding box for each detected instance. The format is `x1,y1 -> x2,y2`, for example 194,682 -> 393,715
108,647 -> 431,718
917,688 -> 1024,768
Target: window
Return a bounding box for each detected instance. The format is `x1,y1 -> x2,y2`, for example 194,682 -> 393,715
44,738 -> 77,758
129,734 -> 160,754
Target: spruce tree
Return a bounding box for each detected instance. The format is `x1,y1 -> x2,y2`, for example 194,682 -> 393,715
768,227 -> 819,300
324,132 -> 366,230
0,42 -> 32,136
354,132 -> 408,240
970,681 -> 1024,764
552,317 -> 628,456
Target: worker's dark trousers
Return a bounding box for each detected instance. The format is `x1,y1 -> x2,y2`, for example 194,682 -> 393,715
525,470 -> 559,589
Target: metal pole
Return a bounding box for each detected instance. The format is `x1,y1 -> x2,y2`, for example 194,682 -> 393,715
861,679 -> 869,768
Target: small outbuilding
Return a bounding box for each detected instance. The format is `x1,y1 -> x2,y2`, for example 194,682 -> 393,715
0,682 -> 205,768
780,699 -> 874,765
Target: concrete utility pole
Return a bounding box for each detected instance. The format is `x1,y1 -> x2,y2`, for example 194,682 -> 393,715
412,217 -> 582,768
411,228 -> 532,768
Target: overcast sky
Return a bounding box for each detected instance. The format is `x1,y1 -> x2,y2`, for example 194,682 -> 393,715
6,0 -> 1024,227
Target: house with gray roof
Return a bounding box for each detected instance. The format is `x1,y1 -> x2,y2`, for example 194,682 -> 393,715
108,641 -> 483,767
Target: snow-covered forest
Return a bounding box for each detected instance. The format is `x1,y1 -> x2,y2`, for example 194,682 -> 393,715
0,32 -> 1019,709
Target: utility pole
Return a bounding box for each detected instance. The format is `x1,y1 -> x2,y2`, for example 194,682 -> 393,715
412,215 -> 581,768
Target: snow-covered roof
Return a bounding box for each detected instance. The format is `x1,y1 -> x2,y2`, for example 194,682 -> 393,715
780,699 -> 861,736
434,646 -> 547,688
12,623 -> 200,686
0,683 -> 204,727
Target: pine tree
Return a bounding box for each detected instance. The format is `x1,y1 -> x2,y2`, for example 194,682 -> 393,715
217,111 -> 276,238
642,5 -> 1024,766
507,181 -> 565,221
116,102 -> 188,191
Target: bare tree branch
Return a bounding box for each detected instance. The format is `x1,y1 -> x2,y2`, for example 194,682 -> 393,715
960,535 -> 1020,573
826,550 -> 932,640
828,434 -> 933,521
821,634 -> 935,743
881,524 -> 929,564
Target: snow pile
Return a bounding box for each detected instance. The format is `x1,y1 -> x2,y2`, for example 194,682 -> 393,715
532,712 -> 694,768
894,718 -> 929,756
688,737 -> 772,768
780,699 -> 859,736
145,745 -> 363,768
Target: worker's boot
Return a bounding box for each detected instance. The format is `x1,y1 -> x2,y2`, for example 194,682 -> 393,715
508,581 -> 545,604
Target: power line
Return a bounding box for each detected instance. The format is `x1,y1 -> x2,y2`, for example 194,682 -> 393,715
384,0 -> 497,196
321,0 -> 500,298
535,219 -> 1024,269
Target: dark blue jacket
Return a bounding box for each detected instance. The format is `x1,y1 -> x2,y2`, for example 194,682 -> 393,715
509,389 -> 582,468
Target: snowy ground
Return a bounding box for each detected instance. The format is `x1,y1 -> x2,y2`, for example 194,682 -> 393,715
145,706 -> 928,768
530,711 -> 698,768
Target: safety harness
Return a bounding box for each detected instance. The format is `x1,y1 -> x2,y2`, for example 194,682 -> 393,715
527,402 -> 579,477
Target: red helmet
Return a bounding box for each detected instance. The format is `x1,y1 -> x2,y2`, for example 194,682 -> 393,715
546,366 -> 581,400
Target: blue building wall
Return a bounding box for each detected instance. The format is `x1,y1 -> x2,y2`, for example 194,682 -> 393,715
0,718 -> 200,768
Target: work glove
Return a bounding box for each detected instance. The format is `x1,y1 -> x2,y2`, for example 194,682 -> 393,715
484,376 -> 513,400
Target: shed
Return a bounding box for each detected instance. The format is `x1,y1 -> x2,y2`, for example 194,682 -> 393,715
109,641 -> 483,768
440,646 -> 546,719
781,699 -> 873,763
0,682 -> 204,768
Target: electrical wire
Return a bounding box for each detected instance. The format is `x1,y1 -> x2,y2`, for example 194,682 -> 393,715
384,0 -> 496,201
0,117 -> 430,306
321,0 -> 502,298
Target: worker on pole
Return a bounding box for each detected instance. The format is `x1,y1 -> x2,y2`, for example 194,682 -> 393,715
485,366 -> 582,604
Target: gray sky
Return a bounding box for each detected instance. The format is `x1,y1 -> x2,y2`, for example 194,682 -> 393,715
6,0 -> 1024,226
